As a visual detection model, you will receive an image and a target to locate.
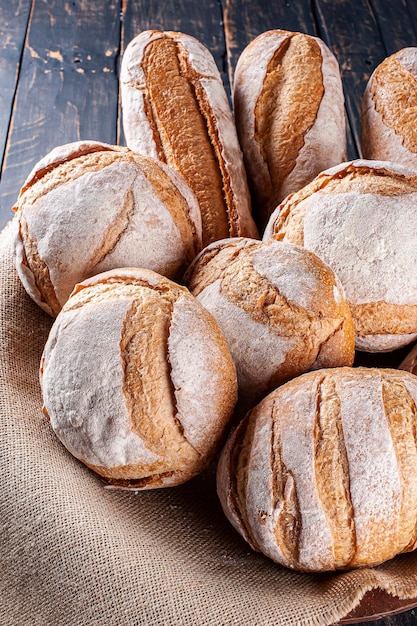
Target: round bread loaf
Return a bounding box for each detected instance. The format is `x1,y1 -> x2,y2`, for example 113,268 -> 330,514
217,366 -> 417,572
40,268 -> 237,489
263,159 -> 417,352
185,237 -> 354,408
13,140 -> 203,316
361,48 -> 417,168
120,30 -> 258,246
233,29 -> 346,232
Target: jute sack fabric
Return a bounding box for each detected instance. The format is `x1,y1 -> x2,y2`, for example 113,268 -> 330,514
1,218 -> 417,626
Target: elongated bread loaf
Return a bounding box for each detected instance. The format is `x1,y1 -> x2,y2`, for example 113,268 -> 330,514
263,159 -> 417,352
185,237 -> 354,408
233,29 -> 346,232
217,367 -> 417,572
361,48 -> 417,168
40,268 -> 237,489
120,30 -> 258,246
13,141 -> 202,316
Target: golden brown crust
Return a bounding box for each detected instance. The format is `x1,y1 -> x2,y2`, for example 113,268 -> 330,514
186,238 -> 354,408
369,55 -> 417,154
217,367 -> 417,572
255,33 -> 324,207
14,144 -> 203,315
41,268 -> 238,489
141,37 -> 229,245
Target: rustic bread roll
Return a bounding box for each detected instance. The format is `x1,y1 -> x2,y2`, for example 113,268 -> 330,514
264,159 -> 417,352
40,267 -> 237,489
217,366 -> 417,572
233,29 -> 347,232
361,48 -> 417,168
120,30 -> 258,246
185,237 -> 354,408
13,140 -> 202,316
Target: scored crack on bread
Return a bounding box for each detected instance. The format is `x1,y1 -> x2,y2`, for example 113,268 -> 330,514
13,140 -> 203,316
233,29 -> 346,232
217,367 -> 417,572
361,48 -> 417,168
185,237 -> 354,409
120,30 -> 259,246
40,267 -> 238,489
263,159 -> 417,352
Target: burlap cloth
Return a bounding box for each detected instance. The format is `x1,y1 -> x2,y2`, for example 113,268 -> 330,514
2,220 -> 417,626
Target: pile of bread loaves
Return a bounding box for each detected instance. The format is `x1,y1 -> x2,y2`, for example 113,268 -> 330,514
12,29 -> 417,572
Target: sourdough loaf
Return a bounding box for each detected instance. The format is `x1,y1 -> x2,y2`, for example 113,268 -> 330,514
40,267 -> 237,489
233,29 -> 346,232
263,159 -> 417,352
361,47 -> 417,168
185,237 -> 354,408
13,141 -> 202,316
217,367 -> 417,572
120,30 -> 258,246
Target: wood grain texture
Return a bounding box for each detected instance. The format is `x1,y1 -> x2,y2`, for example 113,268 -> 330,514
0,0 -> 121,228
0,1 -> 31,173
313,0 -> 388,156
368,0 -> 417,56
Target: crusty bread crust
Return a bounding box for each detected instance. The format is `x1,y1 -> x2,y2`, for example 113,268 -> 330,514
263,159 -> 417,351
120,30 -> 258,246
361,48 -> 417,167
41,268 -> 237,489
233,30 -> 346,232
185,237 -> 354,408
217,367 -> 417,572
13,141 -> 203,316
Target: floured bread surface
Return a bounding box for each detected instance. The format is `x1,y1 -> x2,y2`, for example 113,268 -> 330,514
361,48 -> 417,168
264,160 -> 417,351
233,29 -> 346,232
185,237 -> 354,408
40,268 -> 237,489
13,140 -> 203,316
120,30 -> 258,246
217,367 -> 417,572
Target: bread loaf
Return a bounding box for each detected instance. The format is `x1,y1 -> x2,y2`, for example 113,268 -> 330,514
13,141 -> 202,316
120,30 -> 259,246
233,29 -> 346,232
263,159 -> 417,352
361,48 -> 417,168
185,237 -> 354,408
217,367 -> 417,572
40,267 -> 238,489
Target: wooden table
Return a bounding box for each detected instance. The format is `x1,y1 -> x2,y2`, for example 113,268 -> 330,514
1,1 -> 417,624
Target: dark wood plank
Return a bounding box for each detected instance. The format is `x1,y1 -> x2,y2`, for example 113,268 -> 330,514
313,0 -> 388,157
0,1 -> 31,172
368,0 -> 417,56
0,0 -> 122,229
